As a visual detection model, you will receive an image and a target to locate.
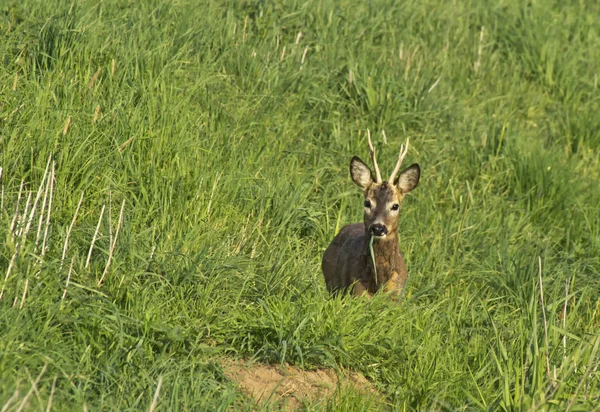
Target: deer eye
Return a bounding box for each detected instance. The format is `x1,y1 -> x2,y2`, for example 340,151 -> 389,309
364,200 -> 372,209
391,204 -> 399,211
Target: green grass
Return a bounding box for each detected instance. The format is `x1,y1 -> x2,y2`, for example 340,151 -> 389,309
1,0 -> 599,410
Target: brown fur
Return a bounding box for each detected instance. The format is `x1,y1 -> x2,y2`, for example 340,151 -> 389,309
322,153 -> 420,298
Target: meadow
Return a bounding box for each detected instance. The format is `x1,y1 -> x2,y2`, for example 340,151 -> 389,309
1,0 -> 599,410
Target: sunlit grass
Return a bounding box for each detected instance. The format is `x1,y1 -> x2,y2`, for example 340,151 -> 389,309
0,0 -> 599,410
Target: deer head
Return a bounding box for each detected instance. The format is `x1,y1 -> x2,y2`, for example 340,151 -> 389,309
349,132 -> 420,240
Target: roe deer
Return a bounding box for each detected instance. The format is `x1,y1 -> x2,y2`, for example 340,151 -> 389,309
322,133 -> 420,298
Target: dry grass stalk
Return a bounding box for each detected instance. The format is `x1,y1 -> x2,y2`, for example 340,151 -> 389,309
1,249 -> 18,299
13,72 -> 18,91
88,67 -> 102,88
10,180 -> 25,235
538,256 -> 552,380
10,104 -> 25,119
46,376 -> 58,412
62,116 -> 72,136
563,277 -> 570,361
118,136 -> 135,152
41,162 -> 55,257
474,26 -> 485,74
295,31 -> 302,44
108,192 -> 113,246
93,105 -> 101,123
280,45 -> 286,61
61,256 -> 75,307
19,279 -> 28,309
35,161 -> 52,249
86,205 -> 105,269
0,173 -> 47,300
24,367 -> 43,408
98,199 -> 125,286
206,173 -> 222,217
61,191 -> 85,268
111,59 -> 116,77
148,376 -> 163,412
301,47 -> 308,65
428,75 -> 442,93
16,361 -> 48,412
1,388 -> 20,412
19,192 -> 32,238
24,156 -> 52,243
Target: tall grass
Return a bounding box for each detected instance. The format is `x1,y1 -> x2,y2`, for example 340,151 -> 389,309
1,0 -> 599,409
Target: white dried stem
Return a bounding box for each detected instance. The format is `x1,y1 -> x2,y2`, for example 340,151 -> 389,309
367,129 -> 382,183
538,256 -> 551,380
19,279 -> 28,309
46,376 -> 58,412
41,162 -> 55,257
474,26 -> 485,74
2,389 -> 19,412
148,376 -> 163,412
24,366 -> 44,408
206,173 -> 222,217
0,251 -> 18,300
280,45 -> 286,61
98,199 -> 125,286
18,192 -> 32,238
10,180 -> 25,235
16,362 -> 48,412
61,256 -> 75,307
427,75 -> 442,93
301,46 -> 308,64
108,192 -> 113,247
563,277 -> 570,361
388,137 -> 410,183
61,191 -> 85,269
23,156 -> 52,243
86,205 -> 105,269
35,160 -> 53,249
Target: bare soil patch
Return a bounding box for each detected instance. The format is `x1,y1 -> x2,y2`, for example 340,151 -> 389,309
223,360 -> 376,409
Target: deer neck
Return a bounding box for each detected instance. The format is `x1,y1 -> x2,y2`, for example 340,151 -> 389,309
365,232 -> 399,285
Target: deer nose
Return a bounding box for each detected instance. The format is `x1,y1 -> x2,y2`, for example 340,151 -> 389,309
369,224 -> 388,237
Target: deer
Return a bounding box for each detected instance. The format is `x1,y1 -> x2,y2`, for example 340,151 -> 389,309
322,133 -> 420,298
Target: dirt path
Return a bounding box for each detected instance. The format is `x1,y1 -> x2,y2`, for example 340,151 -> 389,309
223,360 -> 376,409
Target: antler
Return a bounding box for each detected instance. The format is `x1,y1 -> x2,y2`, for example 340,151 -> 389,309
388,137 -> 410,183
367,129 -> 383,183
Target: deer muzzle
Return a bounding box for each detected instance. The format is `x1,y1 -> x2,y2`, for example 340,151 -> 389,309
369,223 -> 388,237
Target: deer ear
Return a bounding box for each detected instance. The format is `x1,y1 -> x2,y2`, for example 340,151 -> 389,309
395,163 -> 420,194
350,156 -> 374,189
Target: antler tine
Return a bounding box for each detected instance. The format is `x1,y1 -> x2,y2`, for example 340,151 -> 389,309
367,129 -> 383,183
389,137 -> 410,183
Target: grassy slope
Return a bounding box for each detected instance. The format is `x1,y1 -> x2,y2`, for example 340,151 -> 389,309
1,0 -> 599,409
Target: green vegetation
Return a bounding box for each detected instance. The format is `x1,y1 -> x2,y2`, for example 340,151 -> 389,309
1,0 -> 599,409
